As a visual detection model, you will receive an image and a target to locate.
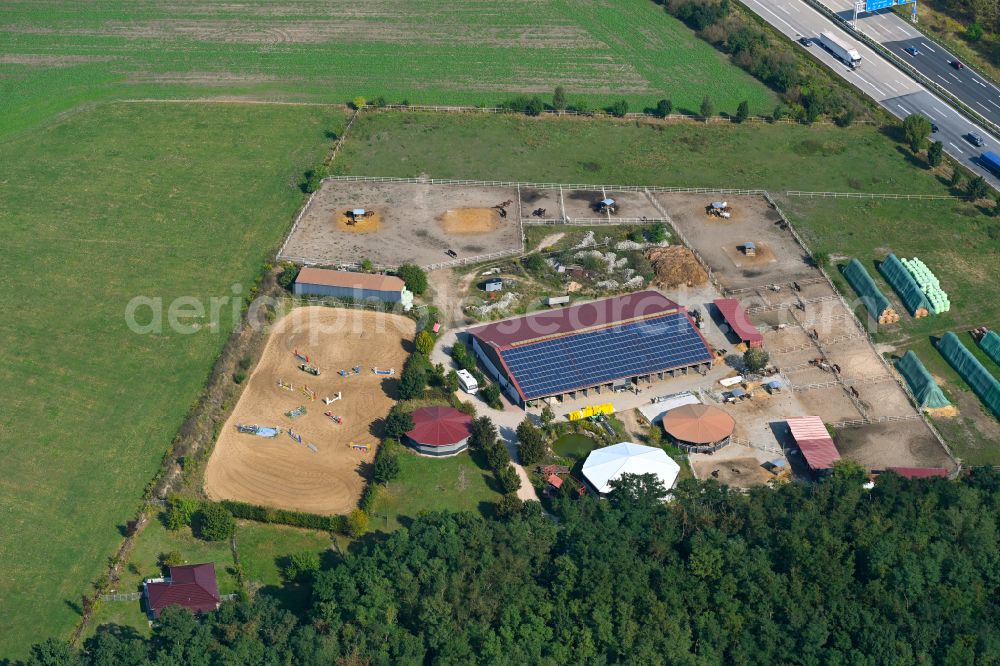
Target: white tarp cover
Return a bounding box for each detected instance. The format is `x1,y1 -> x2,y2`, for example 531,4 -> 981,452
582,442 -> 681,494
638,392 -> 701,425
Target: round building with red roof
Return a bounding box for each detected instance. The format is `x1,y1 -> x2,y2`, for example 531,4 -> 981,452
405,406 -> 473,456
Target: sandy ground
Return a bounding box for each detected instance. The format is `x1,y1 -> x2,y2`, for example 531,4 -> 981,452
280,180 -> 522,267
655,194 -> 814,289
204,307 -> 415,514
691,452 -> 775,488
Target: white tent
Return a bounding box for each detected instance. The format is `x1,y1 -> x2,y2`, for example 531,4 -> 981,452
582,442 -> 680,494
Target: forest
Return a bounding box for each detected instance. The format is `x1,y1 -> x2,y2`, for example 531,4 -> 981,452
17,466 -> 1000,665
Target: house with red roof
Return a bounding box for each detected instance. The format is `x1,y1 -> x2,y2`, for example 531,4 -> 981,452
405,406 -> 473,456
144,563 -> 221,619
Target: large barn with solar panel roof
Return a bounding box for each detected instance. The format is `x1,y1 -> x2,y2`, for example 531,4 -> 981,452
468,291 -> 714,408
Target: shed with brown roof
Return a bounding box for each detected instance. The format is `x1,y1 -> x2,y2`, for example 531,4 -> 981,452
293,267 -> 412,309
144,563 -> 221,619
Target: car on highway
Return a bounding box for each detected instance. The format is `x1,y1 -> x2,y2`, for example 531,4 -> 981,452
932,123 -> 939,133
905,46 -> 920,56
799,37 -> 811,47
967,132 -> 986,147
951,60 -> 965,70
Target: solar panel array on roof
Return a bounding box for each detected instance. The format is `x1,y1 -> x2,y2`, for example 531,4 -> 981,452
500,312 -> 712,399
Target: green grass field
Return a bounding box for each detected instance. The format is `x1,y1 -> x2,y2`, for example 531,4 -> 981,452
0,0 -> 775,139
0,102 -> 338,659
370,448 -> 501,533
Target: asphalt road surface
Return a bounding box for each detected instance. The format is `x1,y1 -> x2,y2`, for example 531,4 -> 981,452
816,0 -> 1000,129
740,0 -> 1000,188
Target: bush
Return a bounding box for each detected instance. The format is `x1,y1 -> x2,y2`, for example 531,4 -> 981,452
346,509 -> 369,538
486,440 -> 511,471
950,168 -> 964,188
165,495 -> 199,531
496,493 -> 524,518
902,114 -> 932,153
384,406 -> 415,440
655,99 -> 673,118
396,264 -> 428,295
927,141 -> 943,167
282,550 -> 321,583
735,100 -> 749,123
399,356 -> 428,400
414,330 -> 435,356
221,499 -> 340,530
303,169 -> 322,194
470,416 -> 498,450
609,98 -> 628,118
743,348 -> 770,373
373,445 -> 401,484
516,419 -> 547,466
502,95 -> 545,116
194,503 -> 236,542
238,355 -> 252,371
277,262 -> 300,290
649,223 -> 668,243
233,371 -> 247,384
968,176 -> 990,200
497,465 -> 522,494
360,258 -> 374,273
351,96 -> 366,110
481,383 -> 502,409
700,95 -> 715,118
523,253 -> 546,272
553,86 -> 567,111
159,550 -> 184,570
445,370 -> 460,393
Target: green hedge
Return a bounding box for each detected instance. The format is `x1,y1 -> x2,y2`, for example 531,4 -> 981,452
220,499 -> 345,532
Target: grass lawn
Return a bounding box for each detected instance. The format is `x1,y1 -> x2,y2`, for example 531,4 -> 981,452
370,448 -> 501,533
337,112 -> 945,193
0,0 -> 775,140
0,102 -> 339,659
235,521 -> 332,614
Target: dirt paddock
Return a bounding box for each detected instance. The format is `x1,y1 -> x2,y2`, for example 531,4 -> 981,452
280,180 -> 522,267
204,306 -> 415,515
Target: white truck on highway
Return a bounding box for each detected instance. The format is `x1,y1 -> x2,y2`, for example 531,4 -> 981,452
819,31 -> 861,69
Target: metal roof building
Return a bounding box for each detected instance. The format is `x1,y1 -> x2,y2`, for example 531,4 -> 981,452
468,291 -> 714,407
405,406 -> 473,456
293,267 -> 413,309
713,298 -> 763,348
786,416 -> 840,475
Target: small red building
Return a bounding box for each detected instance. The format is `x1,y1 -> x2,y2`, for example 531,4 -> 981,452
714,298 -> 764,349
144,563 -> 221,619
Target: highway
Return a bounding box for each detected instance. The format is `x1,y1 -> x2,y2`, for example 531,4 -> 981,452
816,0 -> 1000,129
739,0 -> 1000,187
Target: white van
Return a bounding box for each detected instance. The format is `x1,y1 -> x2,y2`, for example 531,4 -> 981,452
456,369 -> 479,394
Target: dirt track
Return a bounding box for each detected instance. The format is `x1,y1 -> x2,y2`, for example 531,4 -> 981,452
204,307 -> 414,514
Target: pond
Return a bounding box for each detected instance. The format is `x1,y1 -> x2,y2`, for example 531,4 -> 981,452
552,433 -> 599,461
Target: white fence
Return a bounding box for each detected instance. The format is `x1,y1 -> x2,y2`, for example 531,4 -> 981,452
787,190 -> 964,200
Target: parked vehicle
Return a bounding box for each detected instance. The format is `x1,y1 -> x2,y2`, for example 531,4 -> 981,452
456,369 -> 479,394
819,31 -> 862,69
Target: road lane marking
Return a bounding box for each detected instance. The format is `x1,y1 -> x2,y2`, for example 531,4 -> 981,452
922,110 -> 936,121
884,81 -> 898,93
779,4 -> 791,13
989,100 -> 1000,110
790,3 -> 800,10
976,101 -> 991,112
932,105 -> 947,116
949,142 -> 965,154
937,74 -> 949,84
973,78 -> 988,88
920,42 -> 936,53
896,104 -> 909,115
745,0 -> 796,32
949,72 -> 962,82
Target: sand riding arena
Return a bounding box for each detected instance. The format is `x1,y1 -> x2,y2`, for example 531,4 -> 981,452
204,306 -> 415,515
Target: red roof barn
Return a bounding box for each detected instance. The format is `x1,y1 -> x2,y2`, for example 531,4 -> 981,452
405,406 -> 473,456
144,563 -> 221,619
786,416 -> 840,476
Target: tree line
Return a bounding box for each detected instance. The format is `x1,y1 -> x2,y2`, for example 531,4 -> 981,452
20,466 -> 1000,665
